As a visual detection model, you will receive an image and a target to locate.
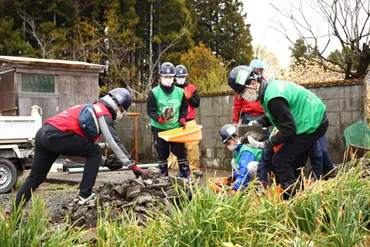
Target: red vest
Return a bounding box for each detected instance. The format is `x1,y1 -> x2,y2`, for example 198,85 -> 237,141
184,83 -> 196,120
45,102 -> 112,141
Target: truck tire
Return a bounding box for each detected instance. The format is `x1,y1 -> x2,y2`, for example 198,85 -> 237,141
0,158 -> 18,194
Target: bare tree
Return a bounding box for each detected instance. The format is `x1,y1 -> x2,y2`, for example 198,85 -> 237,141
101,14 -> 192,98
17,11 -> 60,58
271,0 -> 370,78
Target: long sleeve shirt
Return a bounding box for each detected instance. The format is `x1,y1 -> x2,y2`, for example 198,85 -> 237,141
232,150 -> 256,191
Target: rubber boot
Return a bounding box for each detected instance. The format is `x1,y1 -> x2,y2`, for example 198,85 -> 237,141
178,158 -> 190,179
158,160 -> 169,177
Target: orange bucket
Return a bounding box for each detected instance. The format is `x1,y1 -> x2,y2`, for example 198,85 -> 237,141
208,177 -> 233,192
158,125 -> 203,143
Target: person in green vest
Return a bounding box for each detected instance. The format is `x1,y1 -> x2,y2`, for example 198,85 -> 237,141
228,66 -> 328,197
219,124 -> 262,195
147,62 -> 191,178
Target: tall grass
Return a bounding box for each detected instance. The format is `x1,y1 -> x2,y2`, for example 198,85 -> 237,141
1,161 -> 370,246
0,196 -> 87,247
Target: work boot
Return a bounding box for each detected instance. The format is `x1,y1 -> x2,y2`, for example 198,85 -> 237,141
158,161 -> 169,177
193,171 -> 203,178
178,158 -> 191,179
75,193 -> 96,205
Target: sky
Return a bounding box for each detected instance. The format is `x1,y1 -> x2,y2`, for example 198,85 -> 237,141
241,0 -> 293,68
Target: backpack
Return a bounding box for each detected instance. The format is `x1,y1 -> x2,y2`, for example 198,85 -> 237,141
78,104 -> 100,139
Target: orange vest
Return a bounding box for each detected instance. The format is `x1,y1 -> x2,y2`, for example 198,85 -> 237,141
184,83 -> 196,120
45,102 -> 112,141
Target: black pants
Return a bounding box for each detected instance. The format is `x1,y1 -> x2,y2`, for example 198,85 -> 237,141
257,145 -> 310,182
15,124 -> 101,208
272,119 -> 328,188
152,127 -> 190,178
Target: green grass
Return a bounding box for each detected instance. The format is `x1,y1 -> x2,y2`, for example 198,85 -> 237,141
1,161 -> 370,247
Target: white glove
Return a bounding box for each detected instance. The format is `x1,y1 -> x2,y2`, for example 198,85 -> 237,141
248,120 -> 259,126
248,136 -> 265,149
232,123 -> 239,127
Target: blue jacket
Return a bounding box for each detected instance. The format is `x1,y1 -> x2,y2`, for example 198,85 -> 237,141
232,144 -> 256,191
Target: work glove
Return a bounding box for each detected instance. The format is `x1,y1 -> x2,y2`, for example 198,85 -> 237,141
248,136 -> 265,149
100,156 -> 113,167
248,120 -> 259,126
232,123 -> 239,128
179,118 -> 186,129
183,88 -> 191,99
157,116 -> 166,124
130,165 -> 149,180
226,175 -> 236,185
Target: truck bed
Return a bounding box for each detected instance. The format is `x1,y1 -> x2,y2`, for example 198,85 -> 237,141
0,115 -> 42,142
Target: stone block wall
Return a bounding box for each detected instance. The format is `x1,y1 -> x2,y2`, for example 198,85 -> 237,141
116,80 -> 367,169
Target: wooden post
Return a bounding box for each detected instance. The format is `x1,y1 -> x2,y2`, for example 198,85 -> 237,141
127,112 -> 140,164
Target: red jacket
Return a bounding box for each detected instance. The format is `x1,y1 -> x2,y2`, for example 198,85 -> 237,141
184,83 -> 196,120
45,102 -> 112,141
232,94 -> 264,123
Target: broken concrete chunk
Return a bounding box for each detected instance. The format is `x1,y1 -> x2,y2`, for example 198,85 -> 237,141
137,193 -> 154,204
117,184 -> 129,197
134,205 -> 147,213
126,185 -> 143,200
147,167 -> 161,179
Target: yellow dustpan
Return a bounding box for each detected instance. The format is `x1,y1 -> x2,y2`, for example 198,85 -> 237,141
158,125 -> 203,143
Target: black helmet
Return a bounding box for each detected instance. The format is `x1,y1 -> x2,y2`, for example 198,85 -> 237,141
108,88 -> 133,112
159,62 -> 176,76
175,64 -> 188,77
219,124 -> 237,143
228,65 -> 261,94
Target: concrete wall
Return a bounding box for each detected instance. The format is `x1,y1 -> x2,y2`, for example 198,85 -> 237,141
116,81 -> 367,169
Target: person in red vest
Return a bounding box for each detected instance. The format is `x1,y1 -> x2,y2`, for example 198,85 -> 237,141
15,88 -> 148,208
232,59 -> 265,125
168,64 -> 202,178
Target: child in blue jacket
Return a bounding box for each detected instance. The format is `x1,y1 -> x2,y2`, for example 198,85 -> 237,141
219,124 -> 262,194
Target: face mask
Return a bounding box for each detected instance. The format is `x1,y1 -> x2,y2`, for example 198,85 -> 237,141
116,110 -> 124,121
227,144 -> 237,152
242,90 -> 258,102
227,140 -> 240,152
176,77 -> 186,85
161,78 -> 173,87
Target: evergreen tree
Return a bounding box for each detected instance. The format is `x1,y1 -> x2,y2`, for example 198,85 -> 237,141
189,0 -> 253,67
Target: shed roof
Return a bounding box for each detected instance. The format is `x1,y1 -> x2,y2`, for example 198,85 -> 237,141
0,56 -> 104,70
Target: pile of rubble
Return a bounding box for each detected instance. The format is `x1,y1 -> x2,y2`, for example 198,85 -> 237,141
49,167 -> 193,228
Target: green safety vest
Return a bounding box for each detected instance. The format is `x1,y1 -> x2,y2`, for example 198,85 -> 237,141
150,86 -> 183,130
262,80 -> 326,134
233,144 -> 262,170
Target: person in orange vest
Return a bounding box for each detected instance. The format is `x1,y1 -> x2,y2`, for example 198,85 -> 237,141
168,65 -> 202,178
15,88 -> 148,208
232,59 -> 265,126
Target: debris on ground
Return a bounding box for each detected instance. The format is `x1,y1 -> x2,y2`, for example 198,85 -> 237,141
47,167 -> 193,228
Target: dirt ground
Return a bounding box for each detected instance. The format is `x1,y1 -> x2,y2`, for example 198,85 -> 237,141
0,167 -> 230,228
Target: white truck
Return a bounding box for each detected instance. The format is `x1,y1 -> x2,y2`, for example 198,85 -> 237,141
0,106 -> 42,193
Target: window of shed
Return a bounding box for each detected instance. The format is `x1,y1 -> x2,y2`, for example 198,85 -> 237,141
21,74 -> 55,93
